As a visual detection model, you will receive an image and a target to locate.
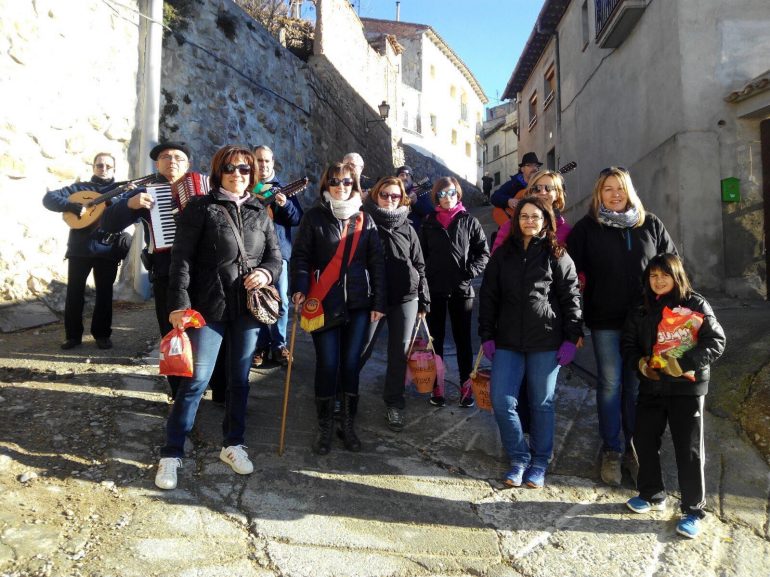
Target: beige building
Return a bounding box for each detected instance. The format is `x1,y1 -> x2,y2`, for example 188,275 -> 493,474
504,0 -> 770,298
361,18 -> 489,183
482,102 -> 519,189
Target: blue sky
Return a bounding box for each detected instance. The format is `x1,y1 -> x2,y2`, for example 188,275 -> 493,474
300,0 -> 545,107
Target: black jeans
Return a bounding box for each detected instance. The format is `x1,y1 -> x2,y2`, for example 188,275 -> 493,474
152,275 -> 227,400
361,299 -> 419,409
64,256 -> 119,340
634,393 -> 706,518
426,294 -> 474,384
311,309 -> 369,398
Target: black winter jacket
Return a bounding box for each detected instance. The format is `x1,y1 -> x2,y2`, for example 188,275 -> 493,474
621,292 -> 726,396
42,176 -> 130,260
567,212 -> 677,330
419,210 -> 489,299
167,191 -> 282,322
362,198 -> 430,312
290,200 -> 387,318
479,235 -> 583,351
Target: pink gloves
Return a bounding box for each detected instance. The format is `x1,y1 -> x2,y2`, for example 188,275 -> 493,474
556,341 -> 577,366
482,340 -> 496,361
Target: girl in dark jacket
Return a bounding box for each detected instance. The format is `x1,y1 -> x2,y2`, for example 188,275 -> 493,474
360,177 -> 430,431
567,167 -> 677,486
621,253 -> 725,539
479,196 -> 583,489
291,162 -> 386,455
154,145 -> 282,491
419,176 -> 489,407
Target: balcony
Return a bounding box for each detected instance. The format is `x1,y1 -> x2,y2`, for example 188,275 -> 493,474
595,0 -> 648,49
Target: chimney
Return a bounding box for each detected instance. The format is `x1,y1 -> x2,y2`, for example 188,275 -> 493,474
396,1 -> 400,21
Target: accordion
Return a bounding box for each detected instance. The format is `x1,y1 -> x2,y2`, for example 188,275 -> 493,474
147,172 -> 209,253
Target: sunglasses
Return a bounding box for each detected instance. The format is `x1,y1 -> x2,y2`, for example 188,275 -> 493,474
600,166 -> 629,176
94,163 -> 114,170
437,188 -> 457,199
532,184 -> 556,193
223,163 -> 251,175
378,192 -> 402,201
328,177 -> 354,187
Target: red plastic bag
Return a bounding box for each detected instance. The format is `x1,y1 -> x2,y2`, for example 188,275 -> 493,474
159,309 -> 206,377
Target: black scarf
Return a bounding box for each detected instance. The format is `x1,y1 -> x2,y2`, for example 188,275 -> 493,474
362,196 -> 409,230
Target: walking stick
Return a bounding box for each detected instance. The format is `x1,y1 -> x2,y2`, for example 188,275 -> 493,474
278,307 -> 300,456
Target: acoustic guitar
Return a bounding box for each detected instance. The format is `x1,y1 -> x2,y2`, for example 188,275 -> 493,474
253,176 -> 309,206
491,161 -> 577,227
63,173 -> 164,230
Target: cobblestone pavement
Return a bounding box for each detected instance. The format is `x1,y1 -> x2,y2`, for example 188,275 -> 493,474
1,291 -> 769,577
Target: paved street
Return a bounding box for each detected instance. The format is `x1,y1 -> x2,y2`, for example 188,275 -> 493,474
1,280 -> 770,576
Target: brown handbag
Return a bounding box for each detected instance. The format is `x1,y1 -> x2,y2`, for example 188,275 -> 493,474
214,204 -> 281,325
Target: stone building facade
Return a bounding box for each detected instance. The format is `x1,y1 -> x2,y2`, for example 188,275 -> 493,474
504,0 -> 770,298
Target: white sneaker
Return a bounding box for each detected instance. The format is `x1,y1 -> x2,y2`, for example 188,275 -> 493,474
155,457 -> 182,490
219,445 -> 254,475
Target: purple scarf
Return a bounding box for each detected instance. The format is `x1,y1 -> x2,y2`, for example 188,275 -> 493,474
435,202 -> 465,229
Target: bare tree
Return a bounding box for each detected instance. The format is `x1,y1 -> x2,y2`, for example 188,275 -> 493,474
235,0 -> 290,35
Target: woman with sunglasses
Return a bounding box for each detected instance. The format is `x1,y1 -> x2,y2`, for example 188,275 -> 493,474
154,145 -> 282,490
291,162 -> 386,454
419,176 -> 489,407
491,170 -> 572,254
567,166 -> 677,487
480,196 -> 583,488
360,177 -> 430,431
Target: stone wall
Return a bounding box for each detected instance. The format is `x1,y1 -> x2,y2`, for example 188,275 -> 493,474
0,0 -> 143,306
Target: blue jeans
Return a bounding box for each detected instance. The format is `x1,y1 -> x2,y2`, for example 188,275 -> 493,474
592,329 -> 639,453
311,309 -> 369,398
161,315 -> 262,458
490,349 -> 560,469
257,259 -> 289,351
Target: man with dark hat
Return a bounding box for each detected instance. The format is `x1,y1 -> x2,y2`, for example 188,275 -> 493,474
398,165 -> 433,232
101,142 -> 225,401
490,151 -> 543,212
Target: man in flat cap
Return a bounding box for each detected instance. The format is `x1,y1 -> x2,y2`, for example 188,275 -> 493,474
102,142 -> 225,401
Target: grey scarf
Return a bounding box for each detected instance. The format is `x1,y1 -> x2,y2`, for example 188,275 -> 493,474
597,203 -> 640,228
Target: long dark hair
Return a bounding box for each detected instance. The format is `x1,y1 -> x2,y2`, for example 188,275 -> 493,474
508,195 -> 564,258
643,253 -> 693,308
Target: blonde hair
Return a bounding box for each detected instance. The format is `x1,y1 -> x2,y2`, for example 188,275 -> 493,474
527,170 -> 566,211
589,167 -> 646,227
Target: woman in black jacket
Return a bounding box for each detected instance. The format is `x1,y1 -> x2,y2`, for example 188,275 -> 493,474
621,253 -> 725,539
154,145 -> 282,491
479,196 -> 583,489
567,167 -> 677,486
360,177 -> 430,431
291,162 -> 386,455
419,176 -> 489,407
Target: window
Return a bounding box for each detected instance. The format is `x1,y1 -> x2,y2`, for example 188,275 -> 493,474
430,114 -> 437,134
460,93 -> 468,122
547,147 -> 556,171
465,142 -> 471,157
430,64 -> 436,78
544,65 -> 555,109
581,1 -> 589,49
492,144 -> 500,159
451,129 -> 457,145
528,92 -> 538,130
450,85 -> 457,98
494,171 -> 501,186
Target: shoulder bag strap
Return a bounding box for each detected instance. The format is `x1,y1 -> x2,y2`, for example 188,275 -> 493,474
213,204 -> 251,273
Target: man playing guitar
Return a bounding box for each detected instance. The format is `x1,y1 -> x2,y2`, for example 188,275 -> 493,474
490,151 -> 543,226
398,165 -> 433,232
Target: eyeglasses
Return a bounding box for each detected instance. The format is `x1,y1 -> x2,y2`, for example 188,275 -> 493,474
437,188 -> 457,199
532,184 -> 556,193
223,163 -> 251,175
94,163 -> 114,170
519,213 -> 544,222
328,177 -> 354,187
600,166 -> 629,176
378,192 -> 402,201
159,154 -> 188,163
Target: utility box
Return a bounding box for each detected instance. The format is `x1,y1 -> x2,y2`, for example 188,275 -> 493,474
721,177 -> 740,203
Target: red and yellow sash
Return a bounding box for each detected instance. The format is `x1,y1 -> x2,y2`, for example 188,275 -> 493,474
300,214 -> 363,332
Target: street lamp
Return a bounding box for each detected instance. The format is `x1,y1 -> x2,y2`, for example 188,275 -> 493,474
366,101 -> 390,131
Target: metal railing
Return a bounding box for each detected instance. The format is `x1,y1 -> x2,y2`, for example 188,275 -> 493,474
595,0 -> 622,38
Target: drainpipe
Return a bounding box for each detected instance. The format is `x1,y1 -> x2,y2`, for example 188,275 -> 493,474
131,0 -> 163,299
396,1 -> 400,21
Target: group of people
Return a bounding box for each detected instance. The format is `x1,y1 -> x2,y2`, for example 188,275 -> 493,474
45,145 -> 725,540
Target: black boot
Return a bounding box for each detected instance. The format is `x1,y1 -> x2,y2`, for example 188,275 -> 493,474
339,393 -> 361,452
313,396 -> 335,455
